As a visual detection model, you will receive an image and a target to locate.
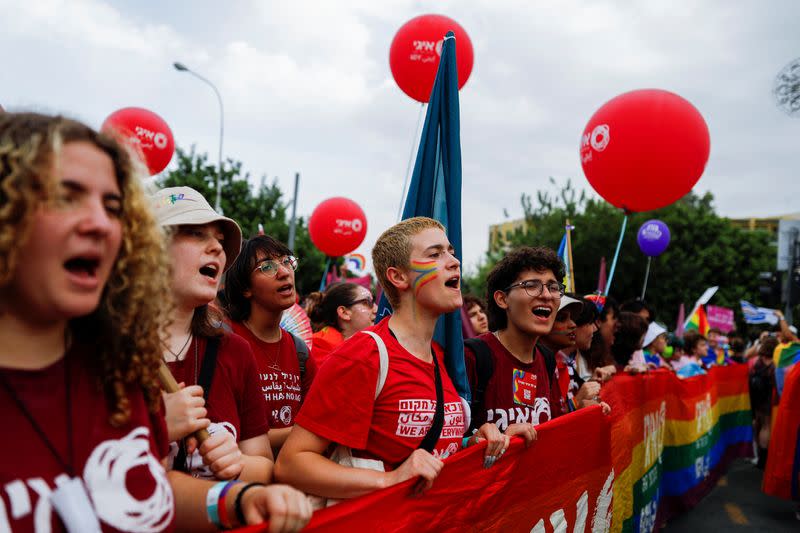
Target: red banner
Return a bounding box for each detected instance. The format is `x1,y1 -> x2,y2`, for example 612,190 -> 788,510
240,407 -> 613,533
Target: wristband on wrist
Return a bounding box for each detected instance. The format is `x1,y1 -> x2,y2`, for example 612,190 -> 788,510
206,481 -> 229,528
234,482 -> 266,527
217,480 -> 242,529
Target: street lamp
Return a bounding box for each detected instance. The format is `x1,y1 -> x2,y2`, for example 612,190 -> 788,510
173,61 -> 225,214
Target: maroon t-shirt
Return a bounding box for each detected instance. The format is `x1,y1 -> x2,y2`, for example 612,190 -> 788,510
166,333 -> 269,479
0,346 -> 174,532
465,332 -> 563,430
230,322 -> 302,429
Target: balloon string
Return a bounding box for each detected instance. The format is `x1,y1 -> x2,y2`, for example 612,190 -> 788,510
319,257 -> 332,292
641,256 -> 652,300
397,102 -> 427,222
604,213 -> 628,297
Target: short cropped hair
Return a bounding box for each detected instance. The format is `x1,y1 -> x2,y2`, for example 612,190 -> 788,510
372,217 -> 445,307
485,246 -> 565,331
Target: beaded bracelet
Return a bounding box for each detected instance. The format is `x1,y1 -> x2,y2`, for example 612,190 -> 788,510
234,482 -> 266,527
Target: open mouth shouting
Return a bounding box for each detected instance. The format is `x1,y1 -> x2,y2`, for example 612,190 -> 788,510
531,305 -> 554,322
444,274 -> 460,290
277,282 -> 294,298
64,253 -> 102,289
199,262 -> 221,283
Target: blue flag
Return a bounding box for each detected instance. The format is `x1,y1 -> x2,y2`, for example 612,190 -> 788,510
376,31 -> 469,400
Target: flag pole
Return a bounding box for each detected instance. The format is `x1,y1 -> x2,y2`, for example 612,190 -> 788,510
565,219 -> 576,292
640,256 -> 652,300
603,212 -> 629,297
396,103 -> 427,222
319,257 -> 332,291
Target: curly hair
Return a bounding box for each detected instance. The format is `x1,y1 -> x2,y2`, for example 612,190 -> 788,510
485,246 -> 565,331
0,112 -> 172,426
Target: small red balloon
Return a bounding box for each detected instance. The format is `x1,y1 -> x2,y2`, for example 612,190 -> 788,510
308,197 -> 367,257
579,89 -> 710,212
389,14 -> 474,103
102,107 -> 175,175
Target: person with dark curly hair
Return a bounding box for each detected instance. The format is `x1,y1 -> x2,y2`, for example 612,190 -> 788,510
462,294 -> 488,337
0,113 -> 311,531
224,235 -> 309,456
464,246 -> 566,435
304,282 -> 377,388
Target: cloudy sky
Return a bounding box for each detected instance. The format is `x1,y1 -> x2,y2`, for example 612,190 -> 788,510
2,0 -> 798,274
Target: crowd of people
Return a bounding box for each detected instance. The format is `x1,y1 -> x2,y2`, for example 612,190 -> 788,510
1,111 -> 796,531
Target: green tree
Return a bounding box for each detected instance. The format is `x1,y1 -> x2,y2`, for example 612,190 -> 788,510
465,179 -> 776,330
157,147 -> 326,295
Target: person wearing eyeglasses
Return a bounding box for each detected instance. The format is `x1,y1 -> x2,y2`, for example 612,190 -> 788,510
464,246 -> 566,435
304,282 -> 377,390
224,236 -> 306,455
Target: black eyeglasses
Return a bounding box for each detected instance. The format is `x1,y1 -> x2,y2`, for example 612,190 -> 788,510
253,256 -> 298,277
348,296 -> 374,308
504,279 -> 564,298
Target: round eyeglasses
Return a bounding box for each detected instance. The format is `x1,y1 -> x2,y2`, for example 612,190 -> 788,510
253,256 -> 298,277
504,279 -> 564,298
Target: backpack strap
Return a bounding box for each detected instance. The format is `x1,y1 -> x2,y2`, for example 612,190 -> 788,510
361,330 -> 389,399
464,337 -> 493,432
289,331 -> 309,380
537,342 -> 557,384
174,336 -> 221,472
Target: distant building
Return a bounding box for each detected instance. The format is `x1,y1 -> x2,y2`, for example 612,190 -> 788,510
489,218 -> 528,252
729,212 -> 800,235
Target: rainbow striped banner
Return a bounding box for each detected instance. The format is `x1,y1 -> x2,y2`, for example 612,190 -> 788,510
604,365 -> 752,532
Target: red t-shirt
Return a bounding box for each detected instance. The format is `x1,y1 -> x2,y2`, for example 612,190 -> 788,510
0,345 -> 174,532
465,332 -> 563,430
230,322 -> 301,429
305,326 -> 345,391
296,318 -> 466,469
166,333 -> 269,479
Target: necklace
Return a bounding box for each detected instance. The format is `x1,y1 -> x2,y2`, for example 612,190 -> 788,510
245,322 -> 282,370
165,333 -> 193,361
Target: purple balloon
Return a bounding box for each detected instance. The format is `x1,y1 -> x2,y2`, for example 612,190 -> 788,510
637,219 -> 671,257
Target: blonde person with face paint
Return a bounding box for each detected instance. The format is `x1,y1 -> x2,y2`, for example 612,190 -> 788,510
0,114 -> 310,532
274,217 -> 511,501
304,282 -> 378,390
153,186 -> 275,487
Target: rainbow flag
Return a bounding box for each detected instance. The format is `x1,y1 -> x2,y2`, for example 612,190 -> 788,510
684,305 -> 709,336
604,366 -> 752,532
774,341 -> 800,395
558,233 -> 575,292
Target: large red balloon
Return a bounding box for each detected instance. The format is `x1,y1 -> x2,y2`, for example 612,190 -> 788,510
308,197 -> 367,257
389,14 -> 474,103
579,89 -> 710,212
102,107 -> 175,175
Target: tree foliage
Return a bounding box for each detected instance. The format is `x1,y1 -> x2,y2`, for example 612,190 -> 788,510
157,147 -> 327,295
465,178 -> 775,331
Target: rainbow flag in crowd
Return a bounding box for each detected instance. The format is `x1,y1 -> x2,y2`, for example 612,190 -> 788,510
604,365 -> 752,532
684,305 -> 709,336
774,341 -> 800,395
556,231 -> 573,293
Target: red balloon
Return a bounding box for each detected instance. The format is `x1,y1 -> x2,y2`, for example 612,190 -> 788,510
101,107 -> 175,175
579,89 -> 710,212
389,14 -> 474,103
308,197 -> 367,257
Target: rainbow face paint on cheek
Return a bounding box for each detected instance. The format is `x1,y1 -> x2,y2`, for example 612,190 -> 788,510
410,260 -> 439,295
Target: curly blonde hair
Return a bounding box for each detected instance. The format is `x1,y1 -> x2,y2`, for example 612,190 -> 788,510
0,112 -> 172,426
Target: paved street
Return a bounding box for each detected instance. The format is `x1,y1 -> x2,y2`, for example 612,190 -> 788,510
665,459 -> 798,532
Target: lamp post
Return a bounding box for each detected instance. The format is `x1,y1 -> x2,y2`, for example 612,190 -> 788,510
173,62 -> 225,214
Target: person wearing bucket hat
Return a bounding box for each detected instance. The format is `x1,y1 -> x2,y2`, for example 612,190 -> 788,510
153,186 -> 275,487
642,321 -> 669,368
539,296 -> 611,414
